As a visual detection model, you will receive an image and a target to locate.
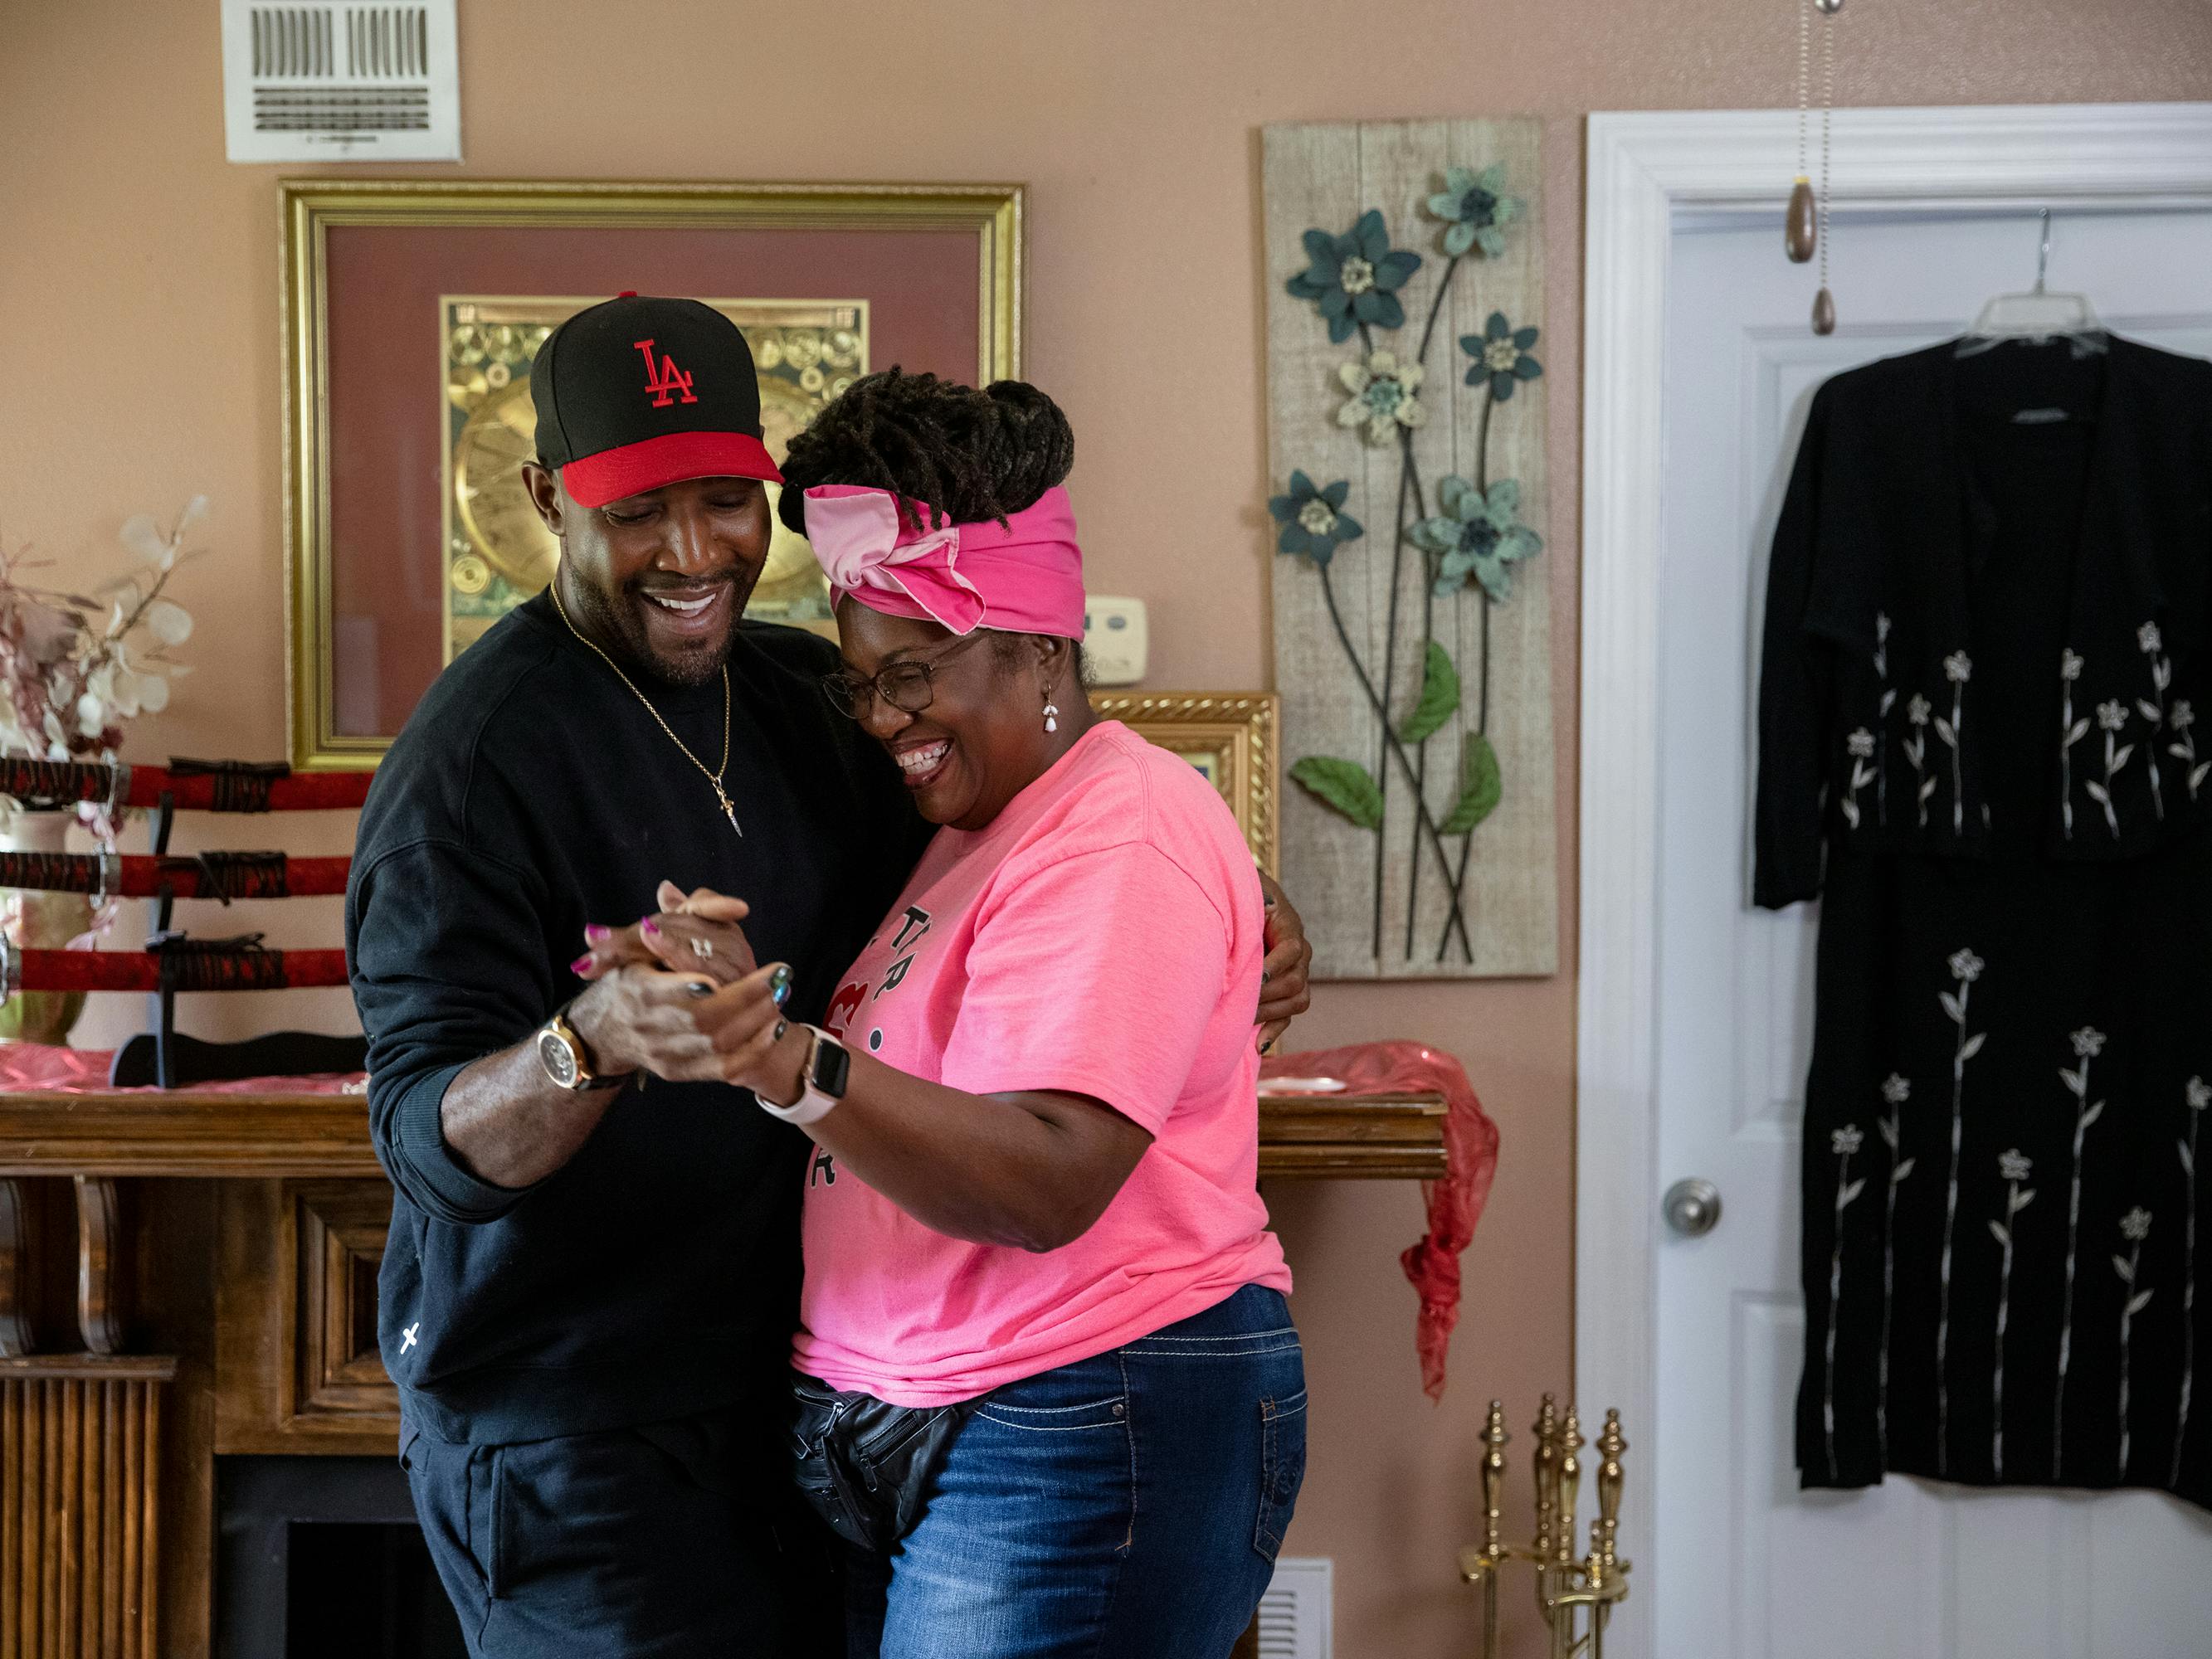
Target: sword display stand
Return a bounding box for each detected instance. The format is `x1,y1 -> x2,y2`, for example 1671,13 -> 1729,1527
1459,1396 -> 1630,1659
0,756 -> 370,1087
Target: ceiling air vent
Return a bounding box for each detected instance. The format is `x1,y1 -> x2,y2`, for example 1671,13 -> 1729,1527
219,0 -> 460,163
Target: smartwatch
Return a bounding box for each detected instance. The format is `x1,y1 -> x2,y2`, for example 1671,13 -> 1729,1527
758,1024 -> 849,1126
536,1005 -> 624,1092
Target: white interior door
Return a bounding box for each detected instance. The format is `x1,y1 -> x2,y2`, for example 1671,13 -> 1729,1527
1653,204 -> 2212,1659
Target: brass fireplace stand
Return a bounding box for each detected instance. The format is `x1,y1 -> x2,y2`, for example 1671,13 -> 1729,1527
1459,1395 -> 1630,1659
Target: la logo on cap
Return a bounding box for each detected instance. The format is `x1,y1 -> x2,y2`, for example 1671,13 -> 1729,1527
634,338 -> 697,408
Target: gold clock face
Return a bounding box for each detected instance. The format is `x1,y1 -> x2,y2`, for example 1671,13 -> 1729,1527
442,299 -> 867,660
452,374 -> 558,596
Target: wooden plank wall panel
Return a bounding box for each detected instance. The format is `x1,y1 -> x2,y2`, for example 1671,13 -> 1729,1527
0,1368 -> 168,1659
1263,118 -> 1557,979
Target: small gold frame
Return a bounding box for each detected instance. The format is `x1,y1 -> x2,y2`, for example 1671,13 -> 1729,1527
1090,693 -> 1279,877
280,178 -> 1024,771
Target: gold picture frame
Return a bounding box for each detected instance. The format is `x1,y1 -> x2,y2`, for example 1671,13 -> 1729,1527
280,178 -> 1024,771
1090,693 -> 1279,877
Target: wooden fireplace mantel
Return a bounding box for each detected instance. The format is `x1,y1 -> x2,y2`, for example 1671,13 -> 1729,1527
0,1085 -> 1449,1180
0,1082 -> 1444,1655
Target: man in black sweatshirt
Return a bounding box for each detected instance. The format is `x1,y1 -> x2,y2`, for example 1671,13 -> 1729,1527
347,295 -> 1309,1657
348,294 -> 922,1656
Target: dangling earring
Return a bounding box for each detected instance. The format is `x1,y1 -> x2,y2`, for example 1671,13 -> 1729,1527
1043,696 -> 1060,734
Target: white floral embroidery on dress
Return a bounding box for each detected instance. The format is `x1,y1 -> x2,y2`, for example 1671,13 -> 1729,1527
1935,946 -> 1986,1475
1824,1123 -> 1867,1481
1988,1149 -> 2036,1479
2088,700 -> 2133,839
1905,694 -> 1936,830
2116,1207 -> 2155,1477
1937,653 -> 1971,836
1875,1073 -> 1915,1467
2179,1078 -> 2208,1486
1841,727 -> 1877,830
2059,649 -> 2088,839
2053,1024 -> 2107,1477
2170,699 -> 2208,805
1873,614 -> 1895,827
2137,622 -> 2170,821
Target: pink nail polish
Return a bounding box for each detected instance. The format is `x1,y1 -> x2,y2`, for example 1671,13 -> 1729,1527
641,917 -> 660,937
584,924 -> 610,942
570,955 -> 594,975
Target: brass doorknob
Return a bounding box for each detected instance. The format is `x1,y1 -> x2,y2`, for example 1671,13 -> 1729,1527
1663,1178 -> 1722,1238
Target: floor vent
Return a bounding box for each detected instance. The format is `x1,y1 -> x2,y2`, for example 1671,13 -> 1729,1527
220,0 -> 459,161
1255,1557 -> 1332,1659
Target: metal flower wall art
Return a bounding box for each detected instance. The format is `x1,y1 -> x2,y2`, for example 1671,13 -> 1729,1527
1264,123 -> 1554,977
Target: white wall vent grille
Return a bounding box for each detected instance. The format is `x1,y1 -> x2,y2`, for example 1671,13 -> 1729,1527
1255,1556 -> 1332,1659
220,0 -> 459,162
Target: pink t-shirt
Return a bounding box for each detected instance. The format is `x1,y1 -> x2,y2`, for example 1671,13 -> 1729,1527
792,720 -> 1293,1406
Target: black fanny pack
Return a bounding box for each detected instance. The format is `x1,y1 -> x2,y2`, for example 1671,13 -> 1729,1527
790,1374 -> 977,1554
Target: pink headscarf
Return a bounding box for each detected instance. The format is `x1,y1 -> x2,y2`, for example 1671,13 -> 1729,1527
801,484 -> 1086,640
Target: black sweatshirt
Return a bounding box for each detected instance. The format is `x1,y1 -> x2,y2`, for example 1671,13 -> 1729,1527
345,594 -> 928,1445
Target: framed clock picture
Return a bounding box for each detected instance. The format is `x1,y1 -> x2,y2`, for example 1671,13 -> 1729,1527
279,178 -> 1023,770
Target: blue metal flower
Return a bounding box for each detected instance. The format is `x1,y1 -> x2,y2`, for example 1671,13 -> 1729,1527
1269,471 -> 1365,568
1410,475 -> 1542,601
1461,311 -> 1543,401
1286,210 -> 1423,343
1425,164 -> 1524,260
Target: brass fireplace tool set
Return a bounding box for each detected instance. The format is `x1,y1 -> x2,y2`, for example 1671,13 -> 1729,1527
1459,1396 -> 1630,1659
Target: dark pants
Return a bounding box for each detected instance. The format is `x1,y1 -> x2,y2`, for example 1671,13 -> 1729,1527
402,1407 -> 840,1658
841,1284 -> 1308,1659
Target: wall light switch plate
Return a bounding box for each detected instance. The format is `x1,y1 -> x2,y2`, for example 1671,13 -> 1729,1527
1082,596 -> 1147,686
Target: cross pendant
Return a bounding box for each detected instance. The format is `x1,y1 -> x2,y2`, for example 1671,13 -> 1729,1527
714,783 -> 743,837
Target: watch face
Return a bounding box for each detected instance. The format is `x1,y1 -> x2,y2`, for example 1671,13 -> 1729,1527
538,1025 -> 581,1088
812,1036 -> 852,1100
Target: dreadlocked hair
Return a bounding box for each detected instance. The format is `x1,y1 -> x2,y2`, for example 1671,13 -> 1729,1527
776,368 -> 1075,538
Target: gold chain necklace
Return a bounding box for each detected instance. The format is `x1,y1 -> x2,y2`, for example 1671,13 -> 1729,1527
550,581 -> 742,837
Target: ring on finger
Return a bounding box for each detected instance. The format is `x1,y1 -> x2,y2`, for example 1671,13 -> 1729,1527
689,937 -> 714,960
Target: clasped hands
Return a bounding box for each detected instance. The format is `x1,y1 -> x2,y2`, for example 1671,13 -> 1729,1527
567,868 -> 1316,1099
569,882 -> 809,1104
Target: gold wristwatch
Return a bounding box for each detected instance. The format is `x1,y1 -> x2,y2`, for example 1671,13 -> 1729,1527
536,1005 -> 622,1092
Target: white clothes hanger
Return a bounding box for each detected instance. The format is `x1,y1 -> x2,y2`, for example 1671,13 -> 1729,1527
1956,208 -> 2107,358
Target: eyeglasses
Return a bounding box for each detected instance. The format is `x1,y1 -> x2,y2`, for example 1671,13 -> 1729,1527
820,633 -> 991,721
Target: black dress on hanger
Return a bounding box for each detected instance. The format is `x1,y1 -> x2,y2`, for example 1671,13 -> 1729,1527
1756,333 -> 2212,1509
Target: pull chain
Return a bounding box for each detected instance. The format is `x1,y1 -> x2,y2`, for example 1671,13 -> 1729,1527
1809,0 -> 1841,334
1787,0 -> 1816,263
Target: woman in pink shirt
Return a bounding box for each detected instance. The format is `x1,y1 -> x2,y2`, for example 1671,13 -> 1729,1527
685,372 -> 1304,1658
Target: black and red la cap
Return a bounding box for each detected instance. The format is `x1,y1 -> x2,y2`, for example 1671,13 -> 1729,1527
532,293 -> 783,508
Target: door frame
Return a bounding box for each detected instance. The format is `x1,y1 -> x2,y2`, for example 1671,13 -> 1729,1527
1576,100 -> 2212,1657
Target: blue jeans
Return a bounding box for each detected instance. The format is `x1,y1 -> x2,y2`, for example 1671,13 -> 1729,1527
843,1284 -> 1307,1659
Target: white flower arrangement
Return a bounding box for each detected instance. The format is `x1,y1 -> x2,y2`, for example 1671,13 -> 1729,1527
0,499 -> 203,838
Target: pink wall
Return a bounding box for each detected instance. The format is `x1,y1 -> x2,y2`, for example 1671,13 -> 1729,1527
4,2 -> 2206,1653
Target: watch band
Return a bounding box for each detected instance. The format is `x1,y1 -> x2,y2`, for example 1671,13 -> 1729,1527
757,1024 -> 848,1126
